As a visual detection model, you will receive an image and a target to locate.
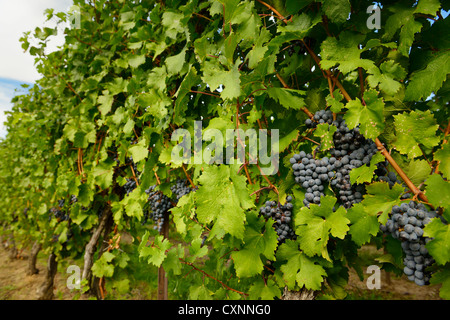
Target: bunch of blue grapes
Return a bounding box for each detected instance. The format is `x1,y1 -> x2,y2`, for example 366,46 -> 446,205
170,179 -> 198,201
299,109 -> 379,208
49,199 -> 70,222
143,185 -> 173,232
123,156 -> 140,196
259,196 -> 295,243
380,201 -> 443,286
289,151 -> 335,207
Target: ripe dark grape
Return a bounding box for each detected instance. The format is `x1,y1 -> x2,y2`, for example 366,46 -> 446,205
290,151 -> 332,207
380,200 -> 444,286
259,196 -> 296,243
170,178 -> 198,201
123,156 -> 140,196
304,109 -> 379,208
143,185 -> 174,232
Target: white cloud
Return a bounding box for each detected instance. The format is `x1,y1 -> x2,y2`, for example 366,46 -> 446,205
0,0 -> 73,83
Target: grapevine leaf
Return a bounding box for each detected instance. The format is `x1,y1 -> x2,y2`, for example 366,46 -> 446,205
195,165 -> 251,239
343,90 -> 385,140
165,48 -> 187,76
128,138 -> 149,163
362,182 -> 404,225
295,196 -> 349,260
423,218 -> 450,265
266,87 -> 305,110
415,0 -> 441,15
313,123 -> 337,151
383,5 -> 422,56
231,216 -> 278,277
404,51 -> 450,101
276,240 -> 327,290
430,267 -> 450,300
347,203 -> 380,246
91,251 -> 115,278
349,152 -> 385,185
138,233 -> 172,267
92,159 -> 115,190
425,174 -> 450,211
435,143 -> 450,179
97,91 -> 114,116
366,61 -> 407,95
128,54 -> 146,69
392,110 -> 440,158
322,0 -> 350,24
326,90 -> 344,113
320,31 -> 375,74
248,278 -> 281,300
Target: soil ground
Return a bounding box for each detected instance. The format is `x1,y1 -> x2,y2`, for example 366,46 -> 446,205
0,244 -> 442,300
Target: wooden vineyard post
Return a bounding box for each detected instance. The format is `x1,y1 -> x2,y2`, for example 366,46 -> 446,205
157,211 -> 170,300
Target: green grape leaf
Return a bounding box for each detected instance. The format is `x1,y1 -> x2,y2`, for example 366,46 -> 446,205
320,31 -> 375,74
343,90 -> 385,140
425,174 -> 450,211
349,152 -> 385,185
195,165 -> 253,239
295,196 -> 349,260
404,51 -> 450,101
362,182 -> 404,225
435,143 -> 450,179
231,216 -> 278,278
92,159 -> 115,190
383,5 -> 422,56
347,202 -> 380,246
128,54 -> 146,69
266,87 -> 305,110
423,218 -> 450,265
392,110 -> 439,158
276,240 -> 327,290
138,232 -> 172,267
248,278 -> 281,300
322,0 -> 350,24
366,60 -> 407,95
430,267 -> 450,300
415,0 -> 441,15
313,123 -> 337,151
97,91 -> 114,116
128,138 -> 149,163
91,251 -> 115,278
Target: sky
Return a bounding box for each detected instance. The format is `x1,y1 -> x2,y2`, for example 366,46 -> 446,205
0,0 -> 72,138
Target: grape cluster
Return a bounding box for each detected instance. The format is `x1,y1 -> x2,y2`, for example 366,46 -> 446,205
290,151 -> 335,207
49,199 -> 70,221
123,157 -> 140,196
300,109 -> 379,208
143,185 -> 174,232
170,179 -> 198,201
380,201 -> 441,286
259,196 -> 295,243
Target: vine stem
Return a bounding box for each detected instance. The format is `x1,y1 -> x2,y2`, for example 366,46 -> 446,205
179,258 -> 249,297
182,163 -> 195,188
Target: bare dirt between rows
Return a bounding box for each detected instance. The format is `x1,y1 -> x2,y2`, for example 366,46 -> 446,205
0,245 -> 442,300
